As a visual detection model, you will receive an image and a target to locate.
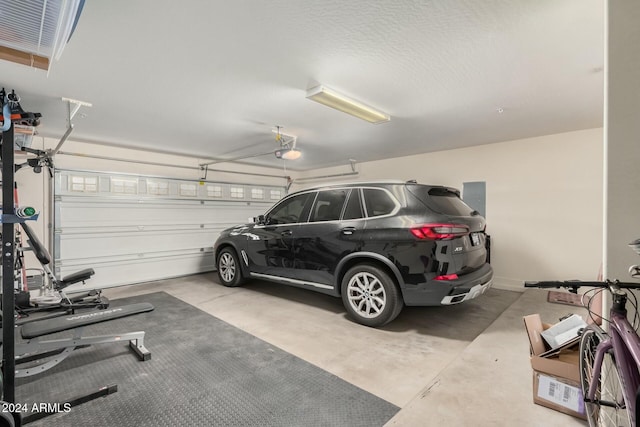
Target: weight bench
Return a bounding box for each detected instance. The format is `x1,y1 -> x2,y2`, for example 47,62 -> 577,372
19,222 -> 107,312
2,302 -> 154,378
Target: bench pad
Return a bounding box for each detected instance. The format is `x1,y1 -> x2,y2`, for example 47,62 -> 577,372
21,303 -> 155,339
60,268 -> 95,287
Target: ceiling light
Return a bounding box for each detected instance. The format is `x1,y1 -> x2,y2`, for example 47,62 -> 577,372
306,85 -> 390,124
279,148 -> 302,160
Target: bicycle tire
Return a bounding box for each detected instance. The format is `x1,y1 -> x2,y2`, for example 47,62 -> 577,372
580,326 -> 633,426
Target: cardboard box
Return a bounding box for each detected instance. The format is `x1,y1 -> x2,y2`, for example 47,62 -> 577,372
533,372 -> 586,419
523,313 -> 587,420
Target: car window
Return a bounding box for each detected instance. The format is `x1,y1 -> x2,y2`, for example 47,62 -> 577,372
363,188 -> 396,217
343,189 -> 364,220
310,189 -> 348,222
407,185 -> 473,216
267,192 -> 315,225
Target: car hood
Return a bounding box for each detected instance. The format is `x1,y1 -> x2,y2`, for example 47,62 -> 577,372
221,223 -> 255,236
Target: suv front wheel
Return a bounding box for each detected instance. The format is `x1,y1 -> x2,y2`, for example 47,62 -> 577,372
217,247 -> 245,287
341,264 -> 403,327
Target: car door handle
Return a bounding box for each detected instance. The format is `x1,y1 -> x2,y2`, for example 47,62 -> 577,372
281,230 -> 292,236
341,227 -> 356,235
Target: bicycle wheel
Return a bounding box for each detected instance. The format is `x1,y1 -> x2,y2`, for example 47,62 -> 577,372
580,326 -> 632,426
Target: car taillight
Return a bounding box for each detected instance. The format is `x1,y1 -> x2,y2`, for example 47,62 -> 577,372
434,273 -> 459,281
410,223 -> 469,240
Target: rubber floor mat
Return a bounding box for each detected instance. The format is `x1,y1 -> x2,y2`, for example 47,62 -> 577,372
16,291 -> 399,426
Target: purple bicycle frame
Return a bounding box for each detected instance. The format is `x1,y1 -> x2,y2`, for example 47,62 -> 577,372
588,309 -> 640,423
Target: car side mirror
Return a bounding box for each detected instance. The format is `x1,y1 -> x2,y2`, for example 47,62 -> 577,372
253,215 -> 266,225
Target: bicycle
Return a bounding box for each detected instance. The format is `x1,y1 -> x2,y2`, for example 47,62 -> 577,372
524,239 -> 640,427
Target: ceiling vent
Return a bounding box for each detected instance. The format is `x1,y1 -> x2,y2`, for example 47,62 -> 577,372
0,0 -> 85,70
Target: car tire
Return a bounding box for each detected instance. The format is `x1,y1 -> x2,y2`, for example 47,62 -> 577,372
217,247 -> 245,287
341,264 -> 403,327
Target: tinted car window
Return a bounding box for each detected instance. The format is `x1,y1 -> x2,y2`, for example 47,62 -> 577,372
268,192 -> 314,224
310,189 -> 348,222
407,185 -> 473,216
363,188 -> 396,217
343,189 -> 364,220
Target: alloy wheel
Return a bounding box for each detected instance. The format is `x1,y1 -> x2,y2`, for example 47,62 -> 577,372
219,252 -> 236,283
346,272 -> 387,319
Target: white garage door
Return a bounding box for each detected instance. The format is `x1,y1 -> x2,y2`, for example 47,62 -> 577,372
53,169 -> 284,290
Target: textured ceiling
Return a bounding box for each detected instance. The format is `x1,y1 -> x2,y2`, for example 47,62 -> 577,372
0,0 -> 604,170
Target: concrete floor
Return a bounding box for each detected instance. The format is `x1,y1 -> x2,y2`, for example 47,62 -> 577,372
105,273 -> 587,426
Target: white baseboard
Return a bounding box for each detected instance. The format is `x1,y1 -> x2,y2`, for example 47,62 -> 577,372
492,277 -> 526,292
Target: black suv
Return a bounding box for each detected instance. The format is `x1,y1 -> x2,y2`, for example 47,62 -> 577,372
214,181 -> 493,327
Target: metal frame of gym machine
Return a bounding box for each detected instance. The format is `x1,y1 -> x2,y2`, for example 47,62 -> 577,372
1,102 -> 120,426
2,119 -> 19,422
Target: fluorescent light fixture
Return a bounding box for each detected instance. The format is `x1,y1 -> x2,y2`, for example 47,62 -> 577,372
306,85 -> 390,124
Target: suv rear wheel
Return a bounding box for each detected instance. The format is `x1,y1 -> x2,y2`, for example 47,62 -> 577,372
217,247 -> 245,287
341,264 -> 403,327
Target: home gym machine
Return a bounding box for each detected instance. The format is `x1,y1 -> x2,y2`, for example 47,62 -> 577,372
0,89 -> 155,426
0,88 -> 35,426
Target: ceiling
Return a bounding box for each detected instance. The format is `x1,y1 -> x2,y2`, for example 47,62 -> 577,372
0,0 -> 604,171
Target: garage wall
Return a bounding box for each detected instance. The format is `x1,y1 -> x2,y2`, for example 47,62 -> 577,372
293,128 -> 604,291
605,0 -> 640,282
15,137 -> 289,288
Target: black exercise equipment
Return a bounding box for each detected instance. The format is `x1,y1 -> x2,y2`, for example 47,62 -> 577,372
3,302 -> 154,378
0,90 -> 41,128
0,301 -> 155,425
14,147 -> 53,177
18,222 -> 108,314
1,86 -> 27,417
0,89 -> 154,425
21,384 -> 117,425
